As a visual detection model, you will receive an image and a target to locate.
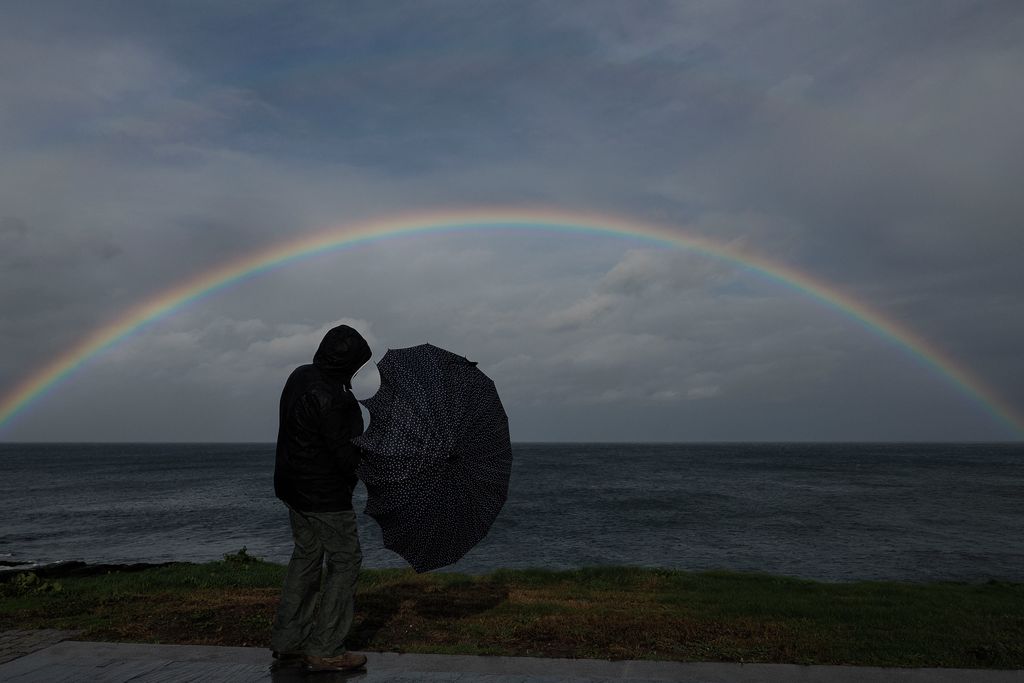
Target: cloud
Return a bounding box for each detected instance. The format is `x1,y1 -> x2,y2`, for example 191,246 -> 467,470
542,294 -> 618,332
0,1 -> 1021,440
101,317 -> 377,388
601,249 -> 736,295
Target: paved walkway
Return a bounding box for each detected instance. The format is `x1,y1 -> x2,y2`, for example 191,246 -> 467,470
0,637 -> 1022,682
0,629 -> 80,665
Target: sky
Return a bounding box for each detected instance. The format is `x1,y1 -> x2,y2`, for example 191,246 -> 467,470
1,0 -> 1022,442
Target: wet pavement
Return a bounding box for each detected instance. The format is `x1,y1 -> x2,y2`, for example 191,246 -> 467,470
0,637 -> 1022,682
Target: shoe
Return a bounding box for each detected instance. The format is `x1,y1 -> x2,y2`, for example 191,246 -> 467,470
272,650 -> 303,661
269,650 -> 305,671
304,652 -> 368,672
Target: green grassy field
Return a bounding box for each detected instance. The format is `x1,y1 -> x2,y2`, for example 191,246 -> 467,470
2,553 -> 1023,669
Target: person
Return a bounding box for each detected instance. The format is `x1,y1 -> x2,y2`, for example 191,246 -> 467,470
270,324 -> 372,672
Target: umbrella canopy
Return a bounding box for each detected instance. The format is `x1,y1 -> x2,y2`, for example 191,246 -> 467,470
353,343 -> 512,572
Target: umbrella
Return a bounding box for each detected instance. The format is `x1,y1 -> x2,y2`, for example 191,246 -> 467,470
352,343 -> 512,573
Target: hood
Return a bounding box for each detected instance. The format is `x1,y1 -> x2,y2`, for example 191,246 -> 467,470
313,324 -> 372,387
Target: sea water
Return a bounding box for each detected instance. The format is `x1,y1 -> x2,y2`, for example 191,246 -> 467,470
1,442 -> 1021,582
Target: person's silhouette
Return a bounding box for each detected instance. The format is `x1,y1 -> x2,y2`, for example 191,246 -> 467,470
270,324 -> 371,673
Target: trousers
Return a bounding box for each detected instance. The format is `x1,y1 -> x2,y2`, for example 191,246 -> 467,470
270,506 -> 362,657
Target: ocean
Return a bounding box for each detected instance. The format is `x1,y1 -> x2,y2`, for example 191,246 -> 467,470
1,442 -> 1022,582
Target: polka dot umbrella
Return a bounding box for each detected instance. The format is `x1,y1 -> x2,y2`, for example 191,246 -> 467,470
352,343 -> 512,573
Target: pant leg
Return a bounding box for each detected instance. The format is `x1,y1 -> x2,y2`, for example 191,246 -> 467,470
303,510 -> 362,657
270,507 -> 324,653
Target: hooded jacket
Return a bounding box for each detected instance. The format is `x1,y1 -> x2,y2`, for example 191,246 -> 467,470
274,325 -> 372,512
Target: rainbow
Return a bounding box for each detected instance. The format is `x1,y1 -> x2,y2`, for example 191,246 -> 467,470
1,208 -> 1021,437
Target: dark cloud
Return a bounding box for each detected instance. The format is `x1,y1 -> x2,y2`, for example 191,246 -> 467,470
0,2 -> 1021,440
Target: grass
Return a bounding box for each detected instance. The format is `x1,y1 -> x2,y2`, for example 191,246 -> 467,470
2,555 -> 1023,669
